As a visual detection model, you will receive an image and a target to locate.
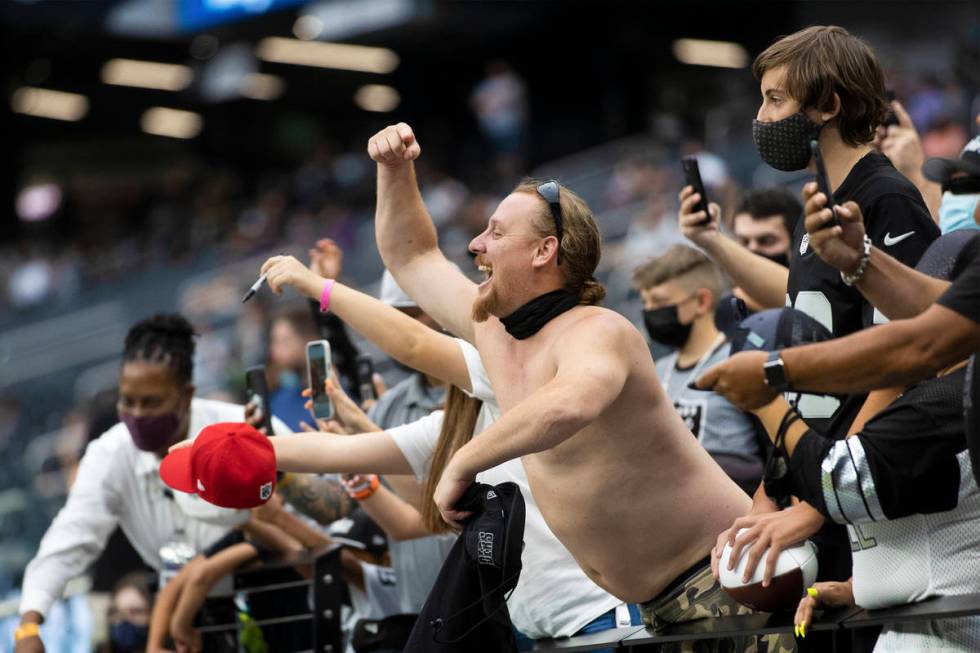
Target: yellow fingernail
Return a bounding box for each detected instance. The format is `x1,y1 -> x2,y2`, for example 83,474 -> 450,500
807,587 -> 819,598
794,625 -> 800,638
801,622 -> 806,638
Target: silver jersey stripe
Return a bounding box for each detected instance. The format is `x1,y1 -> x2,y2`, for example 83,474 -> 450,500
847,437 -> 886,521
821,439 -> 873,523
821,440 -> 850,524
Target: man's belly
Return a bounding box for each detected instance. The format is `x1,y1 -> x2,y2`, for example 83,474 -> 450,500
523,452 -> 751,603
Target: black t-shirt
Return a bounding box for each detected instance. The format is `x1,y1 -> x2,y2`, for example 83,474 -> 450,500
791,367 -> 967,523
787,151 -> 940,438
938,234 -> 980,327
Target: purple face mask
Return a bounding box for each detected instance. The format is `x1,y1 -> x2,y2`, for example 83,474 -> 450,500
120,411 -> 180,452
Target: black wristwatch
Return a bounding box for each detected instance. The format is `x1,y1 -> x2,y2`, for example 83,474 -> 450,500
763,350 -> 791,392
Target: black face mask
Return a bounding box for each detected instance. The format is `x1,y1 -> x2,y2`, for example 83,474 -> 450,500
945,176 -> 980,195
752,112 -> 823,171
759,251 -> 790,268
499,289 -> 579,340
643,305 -> 693,348
110,621 -> 149,652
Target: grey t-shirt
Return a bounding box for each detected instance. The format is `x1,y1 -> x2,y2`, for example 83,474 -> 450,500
656,342 -> 761,464
367,373 -> 453,614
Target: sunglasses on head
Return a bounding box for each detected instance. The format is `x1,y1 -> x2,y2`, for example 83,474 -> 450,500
536,180 -> 564,265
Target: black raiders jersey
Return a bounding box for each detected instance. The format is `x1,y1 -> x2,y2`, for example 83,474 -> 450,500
786,151 -> 939,437
790,367 -> 967,524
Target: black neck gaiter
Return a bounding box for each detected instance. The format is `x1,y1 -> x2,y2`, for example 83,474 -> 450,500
499,289 -> 579,340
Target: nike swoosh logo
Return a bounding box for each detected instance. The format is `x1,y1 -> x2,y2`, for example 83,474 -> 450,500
883,231 -> 915,246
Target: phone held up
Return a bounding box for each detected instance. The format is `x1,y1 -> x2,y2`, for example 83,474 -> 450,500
882,88 -> 900,127
245,366 -> 276,435
306,340 -> 335,420
356,353 -> 377,402
810,140 -> 841,230
682,156 -> 711,227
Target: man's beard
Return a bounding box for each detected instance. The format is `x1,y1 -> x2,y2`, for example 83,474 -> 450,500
472,283 -> 501,322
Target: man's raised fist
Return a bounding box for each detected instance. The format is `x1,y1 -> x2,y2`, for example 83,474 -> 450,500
367,122 -> 421,166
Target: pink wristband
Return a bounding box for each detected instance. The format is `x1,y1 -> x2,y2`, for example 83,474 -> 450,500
319,279 -> 336,313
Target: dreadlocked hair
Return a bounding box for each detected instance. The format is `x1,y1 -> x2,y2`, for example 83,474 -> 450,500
123,314 -> 197,384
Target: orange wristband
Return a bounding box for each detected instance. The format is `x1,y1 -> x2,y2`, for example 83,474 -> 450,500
15,622 -> 40,641
345,474 -> 379,501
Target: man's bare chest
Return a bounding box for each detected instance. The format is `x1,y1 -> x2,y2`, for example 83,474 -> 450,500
480,339 -> 556,409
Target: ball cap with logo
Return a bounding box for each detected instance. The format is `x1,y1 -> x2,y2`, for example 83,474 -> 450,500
159,422 -> 276,509
923,135 -> 980,192
328,507 -> 389,559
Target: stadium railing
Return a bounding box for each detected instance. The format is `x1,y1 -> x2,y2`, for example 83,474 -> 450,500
226,545 -> 980,653
203,544 -> 346,653
530,596 -> 980,652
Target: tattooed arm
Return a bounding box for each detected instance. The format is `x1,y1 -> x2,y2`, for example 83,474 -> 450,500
276,473 -> 356,526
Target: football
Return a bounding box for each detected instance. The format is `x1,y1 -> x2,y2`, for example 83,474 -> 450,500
718,531 -> 819,612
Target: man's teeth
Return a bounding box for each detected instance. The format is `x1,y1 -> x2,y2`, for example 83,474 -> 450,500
478,265 -> 493,279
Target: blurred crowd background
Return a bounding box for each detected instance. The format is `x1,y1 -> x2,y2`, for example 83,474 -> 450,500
0,0 -> 977,647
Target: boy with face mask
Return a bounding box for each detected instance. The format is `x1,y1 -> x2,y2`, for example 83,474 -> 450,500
678,26 -> 940,603
634,245 -> 763,493
924,134 -> 980,235
680,25 -> 940,439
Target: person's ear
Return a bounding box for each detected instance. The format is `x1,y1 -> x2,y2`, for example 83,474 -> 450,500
696,288 -> 714,317
819,92 -> 842,123
181,383 -> 196,408
532,236 -> 560,269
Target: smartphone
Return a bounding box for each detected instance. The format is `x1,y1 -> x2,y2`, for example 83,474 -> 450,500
882,88 -> 899,127
810,140 -> 841,229
245,366 -> 275,435
306,340 -> 334,420
356,353 -> 377,402
681,156 -> 711,226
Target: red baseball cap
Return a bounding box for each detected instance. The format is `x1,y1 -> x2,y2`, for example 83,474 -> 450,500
160,422 -> 276,509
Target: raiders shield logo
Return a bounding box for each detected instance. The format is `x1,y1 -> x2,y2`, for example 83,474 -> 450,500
674,399 -> 706,439
259,482 -> 273,501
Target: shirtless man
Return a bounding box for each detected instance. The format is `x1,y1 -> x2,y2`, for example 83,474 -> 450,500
367,122 -> 753,633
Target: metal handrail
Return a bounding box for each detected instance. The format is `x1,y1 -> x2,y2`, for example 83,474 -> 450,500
191,544 -> 345,652
529,594 -> 980,652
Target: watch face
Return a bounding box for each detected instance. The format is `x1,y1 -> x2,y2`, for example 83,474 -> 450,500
764,356 -> 787,389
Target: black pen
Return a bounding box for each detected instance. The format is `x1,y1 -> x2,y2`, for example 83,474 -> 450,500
242,252 -> 284,303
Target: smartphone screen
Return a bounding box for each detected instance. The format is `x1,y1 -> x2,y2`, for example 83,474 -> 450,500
681,156 -> 710,226
306,340 -> 334,419
810,140 -> 841,229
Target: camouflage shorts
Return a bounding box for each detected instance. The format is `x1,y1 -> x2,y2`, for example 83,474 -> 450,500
639,561 -> 795,653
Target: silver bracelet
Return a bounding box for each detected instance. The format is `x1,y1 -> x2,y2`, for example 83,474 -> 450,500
840,235 -> 873,286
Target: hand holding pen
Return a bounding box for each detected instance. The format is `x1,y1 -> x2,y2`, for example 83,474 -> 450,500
242,252 -> 285,303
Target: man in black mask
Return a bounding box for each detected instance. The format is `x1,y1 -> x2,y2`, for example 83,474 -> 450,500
634,245 -> 763,493
720,187 -> 802,317
732,187 -> 800,270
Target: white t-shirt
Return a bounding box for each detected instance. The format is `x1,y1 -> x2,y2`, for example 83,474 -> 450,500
388,339 -> 620,639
